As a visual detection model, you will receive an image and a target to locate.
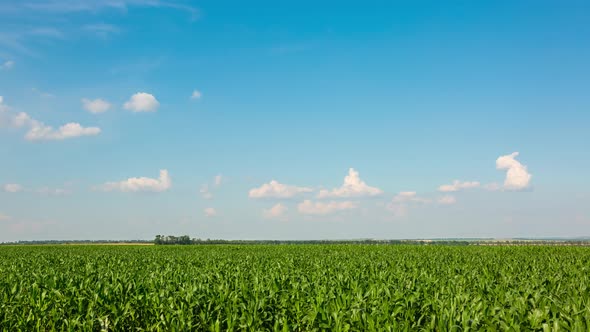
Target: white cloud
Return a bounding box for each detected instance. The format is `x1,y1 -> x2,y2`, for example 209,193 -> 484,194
82,98 -> 111,114
26,122 -> 101,141
123,92 -> 159,112
83,24 -> 120,38
204,207 -> 217,217
0,60 -> 14,70
387,203 -> 408,218
1,98 -> 101,141
98,169 -> 171,192
0,214 -> 11,221
17,1 -> 199,18
484,182 -> 501,191
190,90 -> 202,100
249,180 -> 313,199
438,180 -> 480,192
3,183 -> 23,193
200,184 -> 212,199
387,192 -> 430,218
496,152 -> 532,191
36,187 -> 70,196
438,195 -> 457,205
199,174 -> 225,199
263,203 -> 288,219
12,112 -> 33,127
214,174 -> 223,187
28,27 -> 64,39
2,182 -> 73,195
298,200 -> 357,215
317,168 -> 382,199
0,96 -> 6,111
31,87 -> 55,98
391,191 -> 430,204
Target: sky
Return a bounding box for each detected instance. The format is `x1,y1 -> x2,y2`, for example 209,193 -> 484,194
0,0 -> 589,241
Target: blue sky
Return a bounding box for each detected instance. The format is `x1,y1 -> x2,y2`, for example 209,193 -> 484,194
1,0 -> 589,241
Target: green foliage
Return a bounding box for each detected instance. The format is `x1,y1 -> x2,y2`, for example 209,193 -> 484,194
1,245 -> 589,331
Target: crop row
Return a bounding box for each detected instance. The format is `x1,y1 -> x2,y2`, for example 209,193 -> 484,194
1,245 -> 590,331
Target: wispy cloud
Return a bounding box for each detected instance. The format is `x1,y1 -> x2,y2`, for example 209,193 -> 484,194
3,183 -> 23,193
387,192 -> 431,218
36,186 -> 71,196
16,0 -> 199,18
28,27 -> 64,39
200,174 -> 225,199
438,180 -> 480,192
0,27 -> 65,56
438,195 -> 457,205
0,59 -> 14,70
298,200 -> 357,215
83,23 -> 120,38
204,207 -> 217,217
263,203 -> 288,219
190,89 -> 202,100
269,42 -> 311,55
0,1 -> 198,57
2,182 -> 73,195
249,180 -> 313,199
31,87 -> 55,98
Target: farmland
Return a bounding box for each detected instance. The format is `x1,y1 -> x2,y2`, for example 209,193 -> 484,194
1,245 -> 590,331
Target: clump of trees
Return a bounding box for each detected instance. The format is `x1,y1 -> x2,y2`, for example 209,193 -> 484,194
154,235 -> 192,245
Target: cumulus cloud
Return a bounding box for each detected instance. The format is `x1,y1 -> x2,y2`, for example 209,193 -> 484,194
98,169 -> 171,192
190,90 -> 202,100
496,152 -> 532,191
438,195 -> 457,205
318,168 -> 382,199
1,60 -> 14,70
82,98 -> 111,114
298,200 -> 357,215
26,122 -> 101,141
263,203 -> 288,219
204,207 -> 217,217
3,184 -> 23,193
1,97 -> 101,141
123,92 -> 159,112
249,180 -> 313,199
438,180 -> 480,192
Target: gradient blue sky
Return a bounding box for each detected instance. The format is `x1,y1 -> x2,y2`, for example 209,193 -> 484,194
1,0 -> 589,241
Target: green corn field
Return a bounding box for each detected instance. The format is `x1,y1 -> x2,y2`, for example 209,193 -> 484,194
1,245 -> 590,331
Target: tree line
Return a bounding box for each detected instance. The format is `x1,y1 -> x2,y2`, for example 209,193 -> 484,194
153,235 -> 472,246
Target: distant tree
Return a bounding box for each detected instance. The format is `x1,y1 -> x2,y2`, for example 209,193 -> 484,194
179,235 -> 191,245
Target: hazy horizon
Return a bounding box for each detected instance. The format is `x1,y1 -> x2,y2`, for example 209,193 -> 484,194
1,1 -> 589,242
